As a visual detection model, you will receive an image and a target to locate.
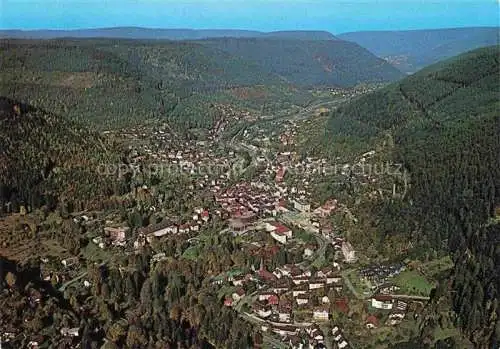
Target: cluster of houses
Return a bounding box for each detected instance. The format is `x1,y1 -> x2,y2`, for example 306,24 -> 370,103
218,262 -> 348,343
369,294 -> 409,327
134,207 -> 213,247
91,207 -> 214,250
268,324 -> 327,349
387,299 -> 409,326
360,262 -> 406,288
215,182 -> 283,226
264,221 -> 294,244
331,325 -> 351,349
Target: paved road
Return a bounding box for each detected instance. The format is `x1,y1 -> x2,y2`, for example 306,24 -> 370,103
389,294 -> 430,301
58,271 -> 88,292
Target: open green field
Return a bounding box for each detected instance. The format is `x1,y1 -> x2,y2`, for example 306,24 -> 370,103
393,270 -> 433,296
181,245 -> 200,260
420,256 -> 454,278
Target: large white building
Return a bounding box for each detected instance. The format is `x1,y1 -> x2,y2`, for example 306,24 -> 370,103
341,241 -> 357,263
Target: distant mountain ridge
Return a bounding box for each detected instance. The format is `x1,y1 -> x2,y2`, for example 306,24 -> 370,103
338,27 -> 499,73
0,27 -> 339,41
0,36 -> 403,128
197,37 -> 403,87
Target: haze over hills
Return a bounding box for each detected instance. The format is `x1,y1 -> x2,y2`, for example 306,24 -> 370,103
0,27 -> 338,41
306,46 -> 499,347
338,27 -> 500,73
3,25 -> 498,75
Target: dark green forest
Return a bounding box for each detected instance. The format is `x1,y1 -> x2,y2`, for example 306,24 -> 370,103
196,37 -> 404,87
0,38 -> 402,129
310,46 -> 500,347
0,97 -> 127,214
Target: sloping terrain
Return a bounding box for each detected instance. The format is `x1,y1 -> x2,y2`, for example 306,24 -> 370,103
199,37 -> 404,87
0,39 -> 291,128
338,27 -> 499,73
308,46 -> 499,347
0,97 -> 120,213
0,37 -> 403,129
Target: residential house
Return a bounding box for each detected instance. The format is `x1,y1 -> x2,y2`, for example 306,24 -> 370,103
371,295 -> 393,310
293,200 -> 311,212
303,247 -> 314,258
253,303 -> 272,318
341,241 -> 356,263
326,275 -> 342,285
178,224 -> 191,234
278,309 -> 292,323
292,285 -> 308,298
271,281 -> 290,294
232,288 -> 245,302
309,279 -> 325,290
224,298 -> 233,307
388,312 -> 405,325
331,326 -> 340,336
338,340 -> 349,349
296,297 -> 309,306
312,308 -> 329,321
267,222 -> 293,244
104,226 -> 129,246
232,277 -> 245,287
365,315 -> 379,329
258,292 -> 277,302
292,276 -> 309,285
268,294 -> 280,306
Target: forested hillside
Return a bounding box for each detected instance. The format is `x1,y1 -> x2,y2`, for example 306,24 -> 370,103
0,37 -> 402,128
0,97 -> 123,214
339,27 -> 499,73
0,39 -> 287,128
199,37 -> 404,86
308,46 -> 500,347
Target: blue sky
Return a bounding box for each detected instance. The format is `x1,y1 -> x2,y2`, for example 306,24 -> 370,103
1,0 -> 498,33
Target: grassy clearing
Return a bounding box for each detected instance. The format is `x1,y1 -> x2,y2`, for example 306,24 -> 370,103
393,270 -> 433,296
344,269 -> 373,296
421,256 -> 454,278
181,245 -> 200,260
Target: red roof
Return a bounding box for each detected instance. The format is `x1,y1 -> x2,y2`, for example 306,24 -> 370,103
274,224 -> 291,235
258,269 -> 277,281
202,210 -> 209,217
335,298 -> 350,314
366,315 -> 379,326
374,294 -> 393,302
224,297 -> 233,306
268,294 -> 279,305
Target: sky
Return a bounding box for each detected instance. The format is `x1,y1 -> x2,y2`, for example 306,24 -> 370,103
0,0 -> 498,33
